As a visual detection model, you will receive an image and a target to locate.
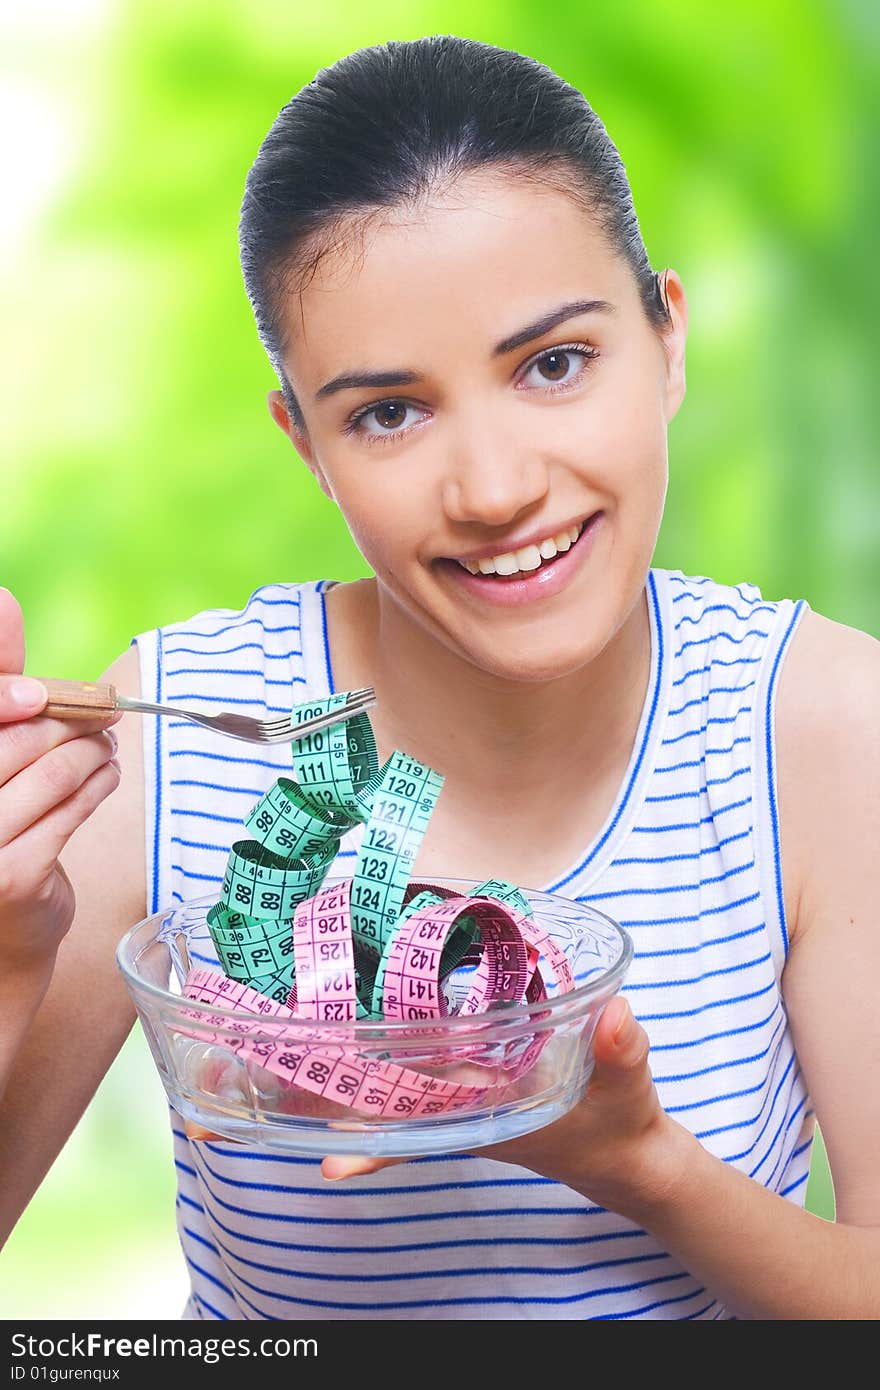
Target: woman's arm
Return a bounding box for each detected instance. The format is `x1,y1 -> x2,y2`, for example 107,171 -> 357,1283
601,609 -> 880,1319
320,610 -> 880,1319
0,643 -> 147,1246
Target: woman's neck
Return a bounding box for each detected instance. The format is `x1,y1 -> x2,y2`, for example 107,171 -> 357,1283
323,576 -> 652,817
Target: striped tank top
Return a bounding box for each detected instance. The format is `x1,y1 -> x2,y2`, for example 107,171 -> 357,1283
131,567 -> 813,1321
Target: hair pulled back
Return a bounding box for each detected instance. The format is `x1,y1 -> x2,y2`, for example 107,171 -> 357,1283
239,35 -> 670,430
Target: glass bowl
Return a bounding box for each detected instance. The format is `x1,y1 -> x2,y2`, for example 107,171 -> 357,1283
116,877 -> 632,1157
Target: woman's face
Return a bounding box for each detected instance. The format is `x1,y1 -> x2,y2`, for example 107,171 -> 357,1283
269,171 -> 688,682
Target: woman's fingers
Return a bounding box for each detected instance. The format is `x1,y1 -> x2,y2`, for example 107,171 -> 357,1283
0,727 -> 119,850
319,1000 -> 657,1186
321,1154 -> 410,1181
0,755 -> 122,894
0,588 -> 26,679
0,697 -> 122,789
184,1121 -> 232,1143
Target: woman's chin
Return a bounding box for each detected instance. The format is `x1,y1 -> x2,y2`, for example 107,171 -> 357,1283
448,630 -> 603,684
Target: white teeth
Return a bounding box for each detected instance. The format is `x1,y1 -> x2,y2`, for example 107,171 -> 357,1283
513,544 -> 542,571
456,518 -> 588,577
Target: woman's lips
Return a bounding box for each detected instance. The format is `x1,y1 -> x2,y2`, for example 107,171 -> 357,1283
435,511 -> 603,607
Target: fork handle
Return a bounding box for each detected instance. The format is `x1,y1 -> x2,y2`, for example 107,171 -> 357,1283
33,678 -> 119,719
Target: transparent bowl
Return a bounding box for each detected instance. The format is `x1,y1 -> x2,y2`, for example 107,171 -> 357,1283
116,877 -> 632,1157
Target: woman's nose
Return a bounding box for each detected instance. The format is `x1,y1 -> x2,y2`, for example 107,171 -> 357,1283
441,418 -> 550,526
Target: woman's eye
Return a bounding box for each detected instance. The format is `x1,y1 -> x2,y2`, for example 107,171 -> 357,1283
345,399 -> 426,445
519,344 -> 599,392
343,342 -> 599,446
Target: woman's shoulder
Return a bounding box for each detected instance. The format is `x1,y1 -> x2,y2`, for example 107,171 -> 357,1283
776,605 -> 880,762
774,604 -> 880,945
127,579 -> 337,708
656,565 -> 791,617
132,578 -> 331,642
654,567 -> 807,683
655,569 -> 879,948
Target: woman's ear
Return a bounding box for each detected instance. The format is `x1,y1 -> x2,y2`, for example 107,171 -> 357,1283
658,269 -> 688,423
266,389 -> 337,501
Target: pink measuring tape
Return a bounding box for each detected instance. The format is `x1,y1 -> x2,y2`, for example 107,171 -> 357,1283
180,877 -> 573,1119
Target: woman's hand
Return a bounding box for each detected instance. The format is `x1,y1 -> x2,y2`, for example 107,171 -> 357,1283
185,995 -> 693,1218
0,586 -> 123,978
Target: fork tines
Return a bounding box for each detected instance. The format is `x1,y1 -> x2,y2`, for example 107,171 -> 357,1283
343,686 -> 375,703
262,686 -> 377,741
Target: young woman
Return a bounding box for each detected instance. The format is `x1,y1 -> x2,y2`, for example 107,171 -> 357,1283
1,35 -> 878,1320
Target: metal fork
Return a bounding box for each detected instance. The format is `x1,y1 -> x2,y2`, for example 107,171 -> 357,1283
30,678 -> 378,746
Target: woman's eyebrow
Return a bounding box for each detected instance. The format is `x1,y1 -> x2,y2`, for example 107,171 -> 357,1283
313,297 -> 616,401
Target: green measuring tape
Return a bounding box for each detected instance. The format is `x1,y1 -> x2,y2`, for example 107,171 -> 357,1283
206,695 -> 446,1018
205,902 -> 294,1004
206,692 -> 542,1021
220,837 -> 338,917
289,693 -> 380,819
349,752 -> 444,991
243,776 -> 355,859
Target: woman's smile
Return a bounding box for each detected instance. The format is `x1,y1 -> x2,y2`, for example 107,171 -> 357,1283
434,509 -> 604,607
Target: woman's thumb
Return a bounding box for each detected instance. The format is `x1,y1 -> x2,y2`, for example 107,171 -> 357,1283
0,674 -> 48,720
592,995 -> 650,1076
0,587 -> 26,677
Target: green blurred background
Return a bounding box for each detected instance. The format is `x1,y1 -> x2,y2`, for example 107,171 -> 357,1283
2,0 -> 877,1317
